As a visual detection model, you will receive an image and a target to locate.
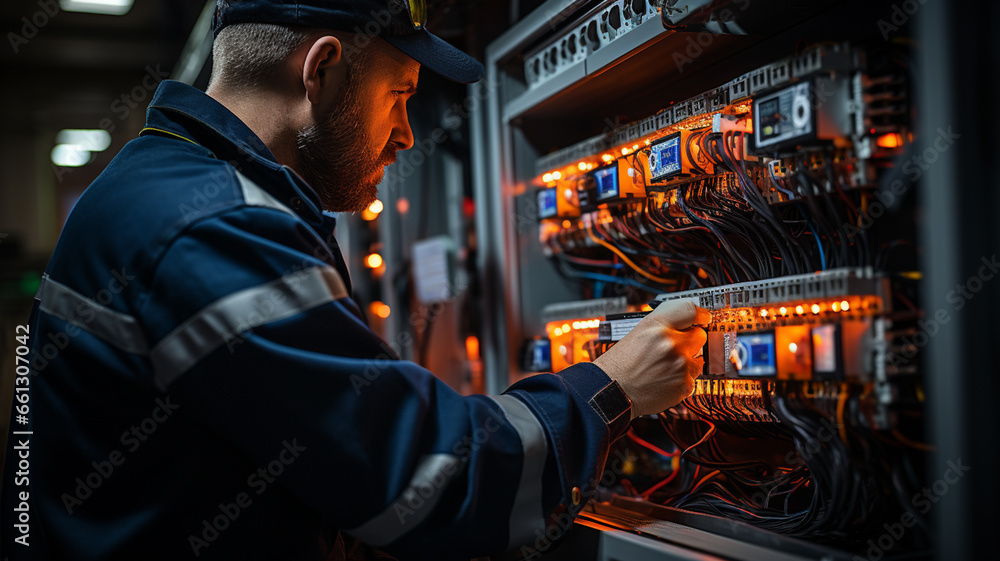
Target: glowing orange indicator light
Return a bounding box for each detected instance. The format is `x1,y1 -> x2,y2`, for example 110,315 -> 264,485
370,301 -> 391,319
362,199 -> 384,221
841,300 -> 850,311
760,309 -> 768,317
641,304 -> 653,312
779,307 -> 788,315
796,305 -> 804,315
465,336 -> 480,361
365,253 -> 383,269
876,133 -> 903,149
832,301 -> 841,312
562,220 -> 572,229
811,304 -> 821,314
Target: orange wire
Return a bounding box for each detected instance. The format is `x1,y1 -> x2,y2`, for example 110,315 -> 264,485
586,227 -> 675,284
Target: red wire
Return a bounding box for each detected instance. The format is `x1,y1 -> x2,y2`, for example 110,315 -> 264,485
628,429 -> 678,458
641,465 -> 680,499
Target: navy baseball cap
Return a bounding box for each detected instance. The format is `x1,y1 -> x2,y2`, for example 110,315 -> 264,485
212,0 -> 484,84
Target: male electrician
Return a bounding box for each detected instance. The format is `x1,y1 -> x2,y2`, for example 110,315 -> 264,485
0,1 -> 708,560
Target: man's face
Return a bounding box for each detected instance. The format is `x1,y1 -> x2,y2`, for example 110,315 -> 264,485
295,42 -> 418,212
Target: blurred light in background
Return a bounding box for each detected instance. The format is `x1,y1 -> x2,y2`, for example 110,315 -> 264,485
50,144 -> 91,167
365,253 -> 383,269
361,199 -> 384,221
51,129 -> 112,167
56,129 -> 111,151
370,301 -> 391,319
60,0 -> 135,16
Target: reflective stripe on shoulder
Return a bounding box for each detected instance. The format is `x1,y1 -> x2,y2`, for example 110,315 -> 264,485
235,170 -> 297,217
151,265 -> 348,391
345,453 -> 462,547
36,274 -> 150,355
488,394 -> 548,550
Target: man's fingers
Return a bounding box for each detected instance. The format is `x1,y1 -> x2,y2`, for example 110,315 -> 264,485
652,300 -> 706,330
689,358 -> 705,380
694,307 -> 712,327
671,326 -> 708,355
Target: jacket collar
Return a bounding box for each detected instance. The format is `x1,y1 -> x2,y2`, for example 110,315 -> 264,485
142,80 -> 328,224
143,81 -> 353,295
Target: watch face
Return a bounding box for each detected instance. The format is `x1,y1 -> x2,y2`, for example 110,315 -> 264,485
589,378 -> 633,431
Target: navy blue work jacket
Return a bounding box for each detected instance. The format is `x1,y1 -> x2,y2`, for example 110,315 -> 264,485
1,80 -> 631,560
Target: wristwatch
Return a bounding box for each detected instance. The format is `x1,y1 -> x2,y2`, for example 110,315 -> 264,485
588,379 -> 633,440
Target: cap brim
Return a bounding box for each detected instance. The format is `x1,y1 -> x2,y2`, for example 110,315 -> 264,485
384,30 -> 484,84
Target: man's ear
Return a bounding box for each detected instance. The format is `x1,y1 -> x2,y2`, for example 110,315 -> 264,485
302,35 -> 346,105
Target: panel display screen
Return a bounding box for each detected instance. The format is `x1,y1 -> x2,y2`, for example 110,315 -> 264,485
648,133 -> 681,182
735,331 -> 777,377
811,324 -> 841,378
537,188 -> 558,219
593,165 -> 619,201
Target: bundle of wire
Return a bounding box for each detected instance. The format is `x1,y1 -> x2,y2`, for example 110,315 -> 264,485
546,132 -> 878,298
608,384 -> 931,553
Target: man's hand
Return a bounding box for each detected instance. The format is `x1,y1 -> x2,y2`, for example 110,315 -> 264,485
593,300 -> 711,418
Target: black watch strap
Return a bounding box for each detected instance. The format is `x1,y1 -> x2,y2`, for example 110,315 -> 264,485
588,379 -> 633,440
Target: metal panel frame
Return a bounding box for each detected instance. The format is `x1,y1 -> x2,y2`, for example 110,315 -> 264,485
918,1 -> 999,559
472,0 -> 674,394
472,0 -> 596,394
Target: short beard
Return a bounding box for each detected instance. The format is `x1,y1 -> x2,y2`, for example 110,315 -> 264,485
295,54 -> 397,212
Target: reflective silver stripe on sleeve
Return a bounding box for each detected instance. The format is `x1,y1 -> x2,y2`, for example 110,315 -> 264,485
236,170 -> 297,217
151,265 -> 348,390
36,274 -> 149,355
488,394 -> 548,549
345,453 -> 461,547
